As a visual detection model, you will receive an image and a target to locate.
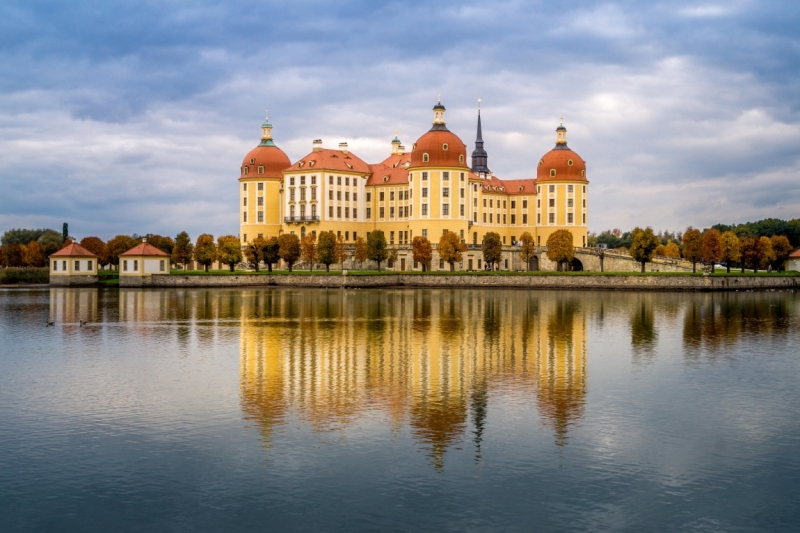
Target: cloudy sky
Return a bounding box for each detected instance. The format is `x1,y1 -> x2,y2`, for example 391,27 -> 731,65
1,0 -> 798,240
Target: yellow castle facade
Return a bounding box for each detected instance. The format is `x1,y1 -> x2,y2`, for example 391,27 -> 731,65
238,101 -> 589,270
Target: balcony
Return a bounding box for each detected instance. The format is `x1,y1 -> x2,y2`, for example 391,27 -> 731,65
284,215 -> 321,224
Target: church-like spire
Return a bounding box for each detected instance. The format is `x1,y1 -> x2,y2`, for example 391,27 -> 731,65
471,99 -> 490,175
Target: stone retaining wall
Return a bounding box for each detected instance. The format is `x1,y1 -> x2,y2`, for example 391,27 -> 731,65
122,273 -> 799,291
49,275 -> 98,286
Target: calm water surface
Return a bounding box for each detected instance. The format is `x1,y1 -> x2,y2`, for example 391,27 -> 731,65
1,288 -> 799,532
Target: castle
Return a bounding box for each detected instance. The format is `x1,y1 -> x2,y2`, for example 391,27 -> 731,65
238,100 -> 588,270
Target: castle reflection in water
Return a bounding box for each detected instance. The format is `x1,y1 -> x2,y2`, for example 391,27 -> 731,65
46,287 -> 798,468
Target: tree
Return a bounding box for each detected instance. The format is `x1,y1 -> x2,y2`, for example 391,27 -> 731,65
482,232 -> 503,270
62,223 -> 68,243
654,244 -> 667,257
37,230 -> 63,258
105,235 -> 137,269
519,232 -> 535,271
245,236 -> 266,271
4,243 -> 25,267
172,231 -> 194,271
439,231 -> 466,272
387,246 -> 399,269
336,235 -> 349,269
721,231 -> 740,273
546,230 -> 574,271
147,235 -> 175,256
354,236 -> 367,270
663,242 -> 681,258
278,233 -> 301,272
770,235 -> 792,270
629,227 -> 660,273
194,234 -> 217,272
758,236 -> 774,271
25,240 -> 46,267
367,230 -> 389,271
741,236 -> 768,273
79,237 -> 106,265
300,233 -> 317,271
316,231 -> 337,272
682,229 -> 703,273
263,237 -> 280,272
701,228 -> 724,273
217,235 -> 242,272
412,236 -> 432,271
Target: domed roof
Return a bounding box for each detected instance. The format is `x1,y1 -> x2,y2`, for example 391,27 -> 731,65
241,145 -> 291,179
537,148 -> 587,181
536,121 -> 587,181
410,130 -> 469,168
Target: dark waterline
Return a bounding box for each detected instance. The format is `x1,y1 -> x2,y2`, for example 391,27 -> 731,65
1,288 -> 799,532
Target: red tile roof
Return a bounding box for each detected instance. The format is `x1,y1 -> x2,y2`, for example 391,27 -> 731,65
120,242 -> 169,257
789,249 -> 800,258
291,148 -> 371,174
50,243 -> 98,258
366,163 -> 409,186
501,178 -> 539,195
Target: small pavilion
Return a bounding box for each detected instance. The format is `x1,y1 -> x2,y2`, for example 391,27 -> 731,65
119,239 -> 170,279
49,243 -> 99,286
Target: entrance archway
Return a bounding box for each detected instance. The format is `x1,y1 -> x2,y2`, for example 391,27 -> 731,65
570,258 -> 583,271
529,256 -> 539,271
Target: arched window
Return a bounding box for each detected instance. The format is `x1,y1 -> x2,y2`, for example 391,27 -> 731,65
459,154 -> 464,163
423,153 -> 429,162
550,169 -> 556,177
581,170 -> 586,177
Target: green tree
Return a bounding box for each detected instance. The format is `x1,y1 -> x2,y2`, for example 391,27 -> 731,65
244,236 -> 266,271
278,233 -> 301,272
62,223 -> 68,243
629,227 -> 660,272
354,236 -> 367,270
316,231 -> 337,272
519,232 -> 536,271
105,235 -> 137,269
367,230 -> 389,271
701,229 -> 724,273
437,231 -> 465,271
263,237 -> 280,272
37,230 -> 64,258
546,230 -> 574,271
300,233 -> 317,271
721,231 -> 740,273
482,232 -> 502,270
194,234 -> 217,272
682,229 -> 703,273
412,236 -> 432,271
172,231 -> 194,271
147,235 -> 175,256
770,235 -> 792,270
217,235 -> 242,272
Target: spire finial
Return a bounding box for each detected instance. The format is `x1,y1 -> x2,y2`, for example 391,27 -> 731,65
265,109 -> 269,121
560,114 -> 563,125
438,92 -> 441,103
478,98 -> 482,111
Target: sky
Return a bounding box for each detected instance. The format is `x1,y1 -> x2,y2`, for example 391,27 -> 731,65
1,0 -> 799,241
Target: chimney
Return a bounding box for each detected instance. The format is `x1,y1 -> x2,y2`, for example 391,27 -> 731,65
312,139 -> 323,152
338,142 -> 348,154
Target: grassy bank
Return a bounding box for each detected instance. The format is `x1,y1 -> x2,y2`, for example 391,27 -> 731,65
0,267 -> 49,284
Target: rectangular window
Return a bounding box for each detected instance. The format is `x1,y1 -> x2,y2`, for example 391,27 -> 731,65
443,172 -> 449,181
490,199 -> 493,207
380,191 -> 385,201
53,261 -> 57,271
159,260 -> 165,272
329,176 -> 334,184
567,198 -> 573,208
549,213 -> 555,224
390,191 -> 395,201
366,192 -> 371,202
568,213 -> 574,223
366,208 -> 372,219
460,188 -> 464,198
511,214 -> 516,224
422,204 -> 428,216
460,204 -> 464,216
134,260 -> 138,272
511,201 -> 516,209
443,204 -> 449,215
258,211 -> 264,222
311,188 -> 317,200
568,185 -> 573,193
123,260 -> 128,272
243,197 -> 247,206
346,177 -> 350,186
390,207 -> 395,218
258,182 -> 264,191
537,214 -> 540,224
523,200 -> 528,209
290,205 -> 295,218
390,231 -> 395,244
439,259 -> 444,269
422,187 -> 428,198
503,214 -> 506,224
504,201 -> 507,208
243,183 -> 247,191
405,190 -> 409,200
258,197 -> 264,206
311,176 -> 316,185
337,176 -> 342,185
583,186 -> 586,193
483,213 -> 486,223
422,229 -> 428,238
489,213 -> 493,223
345,207 -> 350,218
549,198 -> 555,207
329,190 -> 333,200
583,199 -> 586,207
473,198 -> 477,207
329,206 -> 334,217
337,191 -> 341,200
353,192 -> 357,201
460,173 -> 465,181
353,208 -> 357,219
443,187 -> 449,197
422,172 -> 428,181
583,213 -> 586,223
311,205 -> 317,217
243,212 -> 247,222
74,260 -> 80,271
380,207 -> 385,218
290,189 -> 295,201
473,212 -> 477,222
345,191 -> 349,201
460,229 -> 464,240
549,185 -> 555,193
525,214 -> 529,224
337,206 -> 341,217
290,177 -> 295,185
300,176 -> 306,185
353,232 -> 357,240
404,206 -> 409,217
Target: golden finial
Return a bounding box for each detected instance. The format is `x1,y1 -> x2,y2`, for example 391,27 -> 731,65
478,98 -> 482,110
265,109 -> 269,121
438,92 -> 441,103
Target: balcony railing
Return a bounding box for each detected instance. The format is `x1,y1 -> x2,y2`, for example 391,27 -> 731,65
284,215 -> 321,223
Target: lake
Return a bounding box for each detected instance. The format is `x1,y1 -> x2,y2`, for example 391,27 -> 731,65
1,288 -> 798,532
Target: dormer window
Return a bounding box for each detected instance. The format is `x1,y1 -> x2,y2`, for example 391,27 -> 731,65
250,158 -> 255,164
423,153 -> 429,162
298,161 -> 305,168
345,163 -> 353,169
539,160 -> 543,166
581,170 -> 586,177
550,169 -> 556,177
442,143 -> 448,150
568,159 -> 573,166
258,166 -> 264,174
459,154 -> 464,163
309,161 -> 315,167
